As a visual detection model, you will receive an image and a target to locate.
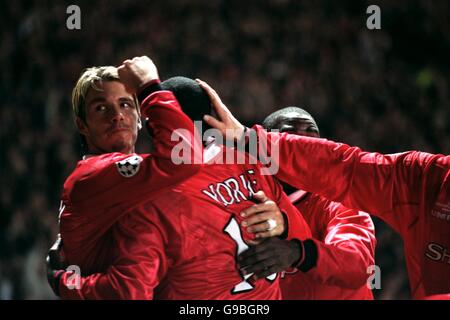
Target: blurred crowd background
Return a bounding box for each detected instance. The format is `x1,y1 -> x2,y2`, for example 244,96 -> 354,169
1,0 -> 449,299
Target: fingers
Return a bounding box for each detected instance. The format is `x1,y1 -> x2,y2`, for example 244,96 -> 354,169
241,255 -> 280,279
122,56 -> 151,65
196,78 -> 246,142
241,202 -> 283,228
238,238 -> 296,279
241,197 -> 285,238
203,114 -> 225,131
238,242 -> 284,276
241,201 -> 277,219
252,266 -> 279,280
253,229 -> 281,239
196,79 -> 223,107
238,242 -> 271,265
196,79 -> 229,122
242,210 -> 274,228
117,56 -> 158,94
246,221 -> 280,235
251,191 -> 269,203
238,238 -> 274,259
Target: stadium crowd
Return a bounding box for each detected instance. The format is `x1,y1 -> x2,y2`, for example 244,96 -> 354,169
1,0 -> 449,299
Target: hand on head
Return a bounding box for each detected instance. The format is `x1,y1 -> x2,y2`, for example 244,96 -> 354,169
195,79 -> 246,142
118,56 -> 159,94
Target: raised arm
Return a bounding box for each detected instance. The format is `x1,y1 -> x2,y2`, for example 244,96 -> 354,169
196,78 -> 450,229
120,56 -> 202,171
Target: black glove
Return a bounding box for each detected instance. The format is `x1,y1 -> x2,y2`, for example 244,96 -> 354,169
46,234 -> 66,297
237,237 -> 318,279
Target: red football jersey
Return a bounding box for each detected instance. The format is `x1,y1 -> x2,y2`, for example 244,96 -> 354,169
58,90 -> 200,283
153,144 -> 312,299
280,190 -> 375,300
59,143 -> 312,299
252,125 -> 450,299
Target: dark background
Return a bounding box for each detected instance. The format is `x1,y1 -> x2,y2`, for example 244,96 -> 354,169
0,0 -> 449,299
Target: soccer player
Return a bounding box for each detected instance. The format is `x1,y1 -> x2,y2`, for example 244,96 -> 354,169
48,75 -> 312,299
198,79 -> 450,299
46,56 -> 202,298
239,107 -> 376,300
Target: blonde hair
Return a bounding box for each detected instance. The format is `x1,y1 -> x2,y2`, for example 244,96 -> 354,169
71,66 -> 140,122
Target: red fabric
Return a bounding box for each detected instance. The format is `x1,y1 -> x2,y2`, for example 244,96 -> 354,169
59,140 -> 311,299
151,145 -> 311,300
253,125 -> 450,299
58,90 -> 200,299
424,293 -> 450,300
281,192 -> 375,300
58,98 -> 311,300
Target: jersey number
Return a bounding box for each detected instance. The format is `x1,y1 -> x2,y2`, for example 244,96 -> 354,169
224,217 -> 277,294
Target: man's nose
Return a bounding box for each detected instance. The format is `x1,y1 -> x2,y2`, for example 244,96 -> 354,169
111,105 -> 124,123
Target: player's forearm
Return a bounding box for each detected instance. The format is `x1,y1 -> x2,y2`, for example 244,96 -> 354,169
278,192 -> 312,241
58,268 -> 155,300
251,125 -> 400,216
308,238 -> 375,289
139,87 -> 202,163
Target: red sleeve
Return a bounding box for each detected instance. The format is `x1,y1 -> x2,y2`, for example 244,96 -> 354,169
276,188 -> 312,241
302,197 -> 376,289
65,90 -> 201,213
252,125 -> 449,231
141,90 -> 203,165
59,203 -> 171,300
255,164 -> 311,240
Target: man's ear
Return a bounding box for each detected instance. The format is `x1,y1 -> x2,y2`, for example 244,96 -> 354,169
75,117 -> 88,136
137,117 -> 143,130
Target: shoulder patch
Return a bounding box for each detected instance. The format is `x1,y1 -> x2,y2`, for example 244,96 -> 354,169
115,155 -> 143,178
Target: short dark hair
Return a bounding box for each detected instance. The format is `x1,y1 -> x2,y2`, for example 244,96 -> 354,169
262,106 -> 318,131
160,76 -> 212,123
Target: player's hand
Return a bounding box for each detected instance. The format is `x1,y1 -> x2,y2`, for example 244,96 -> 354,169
46,234 -> 66,297
238,237 -> 302,280
118,56 -> 159,94
241,191 -> 286,240
195,79 -> 246,142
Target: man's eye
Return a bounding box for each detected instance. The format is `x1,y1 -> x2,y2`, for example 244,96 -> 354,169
121,102 -> 132,108
95,105 -> 107,112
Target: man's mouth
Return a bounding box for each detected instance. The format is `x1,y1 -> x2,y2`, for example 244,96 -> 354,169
108,126 -> 131,135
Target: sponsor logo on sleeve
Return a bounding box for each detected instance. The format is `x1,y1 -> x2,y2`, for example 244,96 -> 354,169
431,202 -> 450,222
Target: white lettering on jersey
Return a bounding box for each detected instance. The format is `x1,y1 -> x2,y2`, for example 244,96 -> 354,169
425,242 -> 450,264
201,170 -> 259,206
431,208 -> 450,222
224,178 -> 247,204
217,183 -> 234,206
202,184 -> 220,202
224,217 -> 277,294
239,170 -> 257,196
224,218 -> 253,293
